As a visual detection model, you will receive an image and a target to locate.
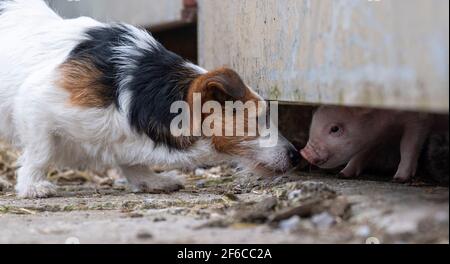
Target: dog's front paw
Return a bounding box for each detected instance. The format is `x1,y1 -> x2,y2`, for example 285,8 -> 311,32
130,176 -> 184,194
16,181 -> 57,198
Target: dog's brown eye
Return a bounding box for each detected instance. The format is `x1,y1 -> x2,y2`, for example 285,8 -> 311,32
330,126 -> 340,133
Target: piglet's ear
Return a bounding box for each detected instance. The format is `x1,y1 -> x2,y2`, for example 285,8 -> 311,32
201,68 -> 247,102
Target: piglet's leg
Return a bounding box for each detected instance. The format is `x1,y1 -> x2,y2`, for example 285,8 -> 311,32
120,165 -> 184,193
393,120 -> 430,183
339,149 -> 372,178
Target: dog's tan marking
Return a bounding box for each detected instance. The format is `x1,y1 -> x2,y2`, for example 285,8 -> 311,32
57,58 -> 114,108
187,67 -> 262,155
187,67 -> 261,105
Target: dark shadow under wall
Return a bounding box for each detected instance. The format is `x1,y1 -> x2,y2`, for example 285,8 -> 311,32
278,103 -> 449,185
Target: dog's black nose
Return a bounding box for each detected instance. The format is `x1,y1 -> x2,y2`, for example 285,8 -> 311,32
288,148 -> 301,167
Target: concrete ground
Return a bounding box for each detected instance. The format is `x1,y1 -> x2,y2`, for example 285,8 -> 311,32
0,165 -> 448,244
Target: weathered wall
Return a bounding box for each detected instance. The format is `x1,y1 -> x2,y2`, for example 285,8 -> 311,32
199,0 -> 449,113
46,0 -> 183,26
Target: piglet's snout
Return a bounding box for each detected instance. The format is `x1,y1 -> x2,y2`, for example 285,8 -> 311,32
300,145 -> 324,166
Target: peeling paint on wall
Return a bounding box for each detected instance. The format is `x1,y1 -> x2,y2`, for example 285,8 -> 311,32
199,0 -> 449,113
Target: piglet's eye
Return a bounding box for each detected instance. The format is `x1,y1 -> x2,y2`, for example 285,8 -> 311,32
330,126 -> 340,134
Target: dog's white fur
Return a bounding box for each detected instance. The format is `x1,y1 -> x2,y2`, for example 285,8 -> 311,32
0,0 -> 294,198
0,0 -> 220,197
